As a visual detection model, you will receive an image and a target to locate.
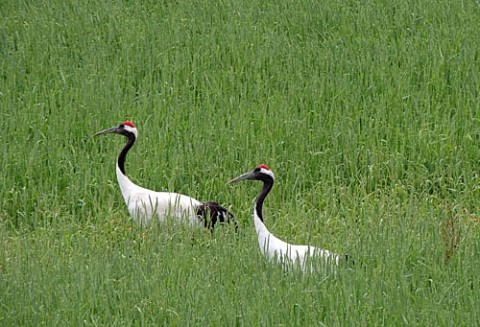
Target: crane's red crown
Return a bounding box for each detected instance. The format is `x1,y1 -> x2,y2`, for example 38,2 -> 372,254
257,164 -> 270,170
123,121 -> 135,128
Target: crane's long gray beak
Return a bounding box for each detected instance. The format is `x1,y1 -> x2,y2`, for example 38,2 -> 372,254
94,127 -> 118,136
227,171 -> 256,185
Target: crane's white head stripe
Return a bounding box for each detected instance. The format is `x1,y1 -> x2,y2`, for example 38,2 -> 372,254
260,168 -> 275,180
124,124 -> 138,138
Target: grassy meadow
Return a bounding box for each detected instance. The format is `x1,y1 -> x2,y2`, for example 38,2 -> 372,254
1,0 -> 480,325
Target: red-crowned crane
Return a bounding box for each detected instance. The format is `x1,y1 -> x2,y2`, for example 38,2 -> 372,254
228,164 -> 345,271
95,121 -> 236,231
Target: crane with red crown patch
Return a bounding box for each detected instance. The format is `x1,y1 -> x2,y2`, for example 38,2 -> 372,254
227,164 -> 348,272
95,121 -> 236,231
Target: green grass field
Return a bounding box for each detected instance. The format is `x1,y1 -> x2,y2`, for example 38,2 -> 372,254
1,0 -> 480,325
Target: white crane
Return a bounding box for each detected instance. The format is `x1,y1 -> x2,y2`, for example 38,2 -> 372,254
95,121 -> 236,230
227,164 -> 345,271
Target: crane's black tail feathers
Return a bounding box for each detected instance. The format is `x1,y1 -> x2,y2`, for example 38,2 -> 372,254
196,202 -> 237,232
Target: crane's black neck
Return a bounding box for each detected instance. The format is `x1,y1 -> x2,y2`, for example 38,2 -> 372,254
255,177 -> 274,223
117,134 -> 136,175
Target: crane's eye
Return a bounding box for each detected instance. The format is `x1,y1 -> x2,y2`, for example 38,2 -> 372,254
119,124 -> 124,129
253,167 -> 261,174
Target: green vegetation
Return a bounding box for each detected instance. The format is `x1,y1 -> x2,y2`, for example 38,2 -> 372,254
1,0 -> 479,324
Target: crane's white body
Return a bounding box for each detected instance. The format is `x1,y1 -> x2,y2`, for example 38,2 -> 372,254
116,163 -> 202,227
254,210 -> 339,271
